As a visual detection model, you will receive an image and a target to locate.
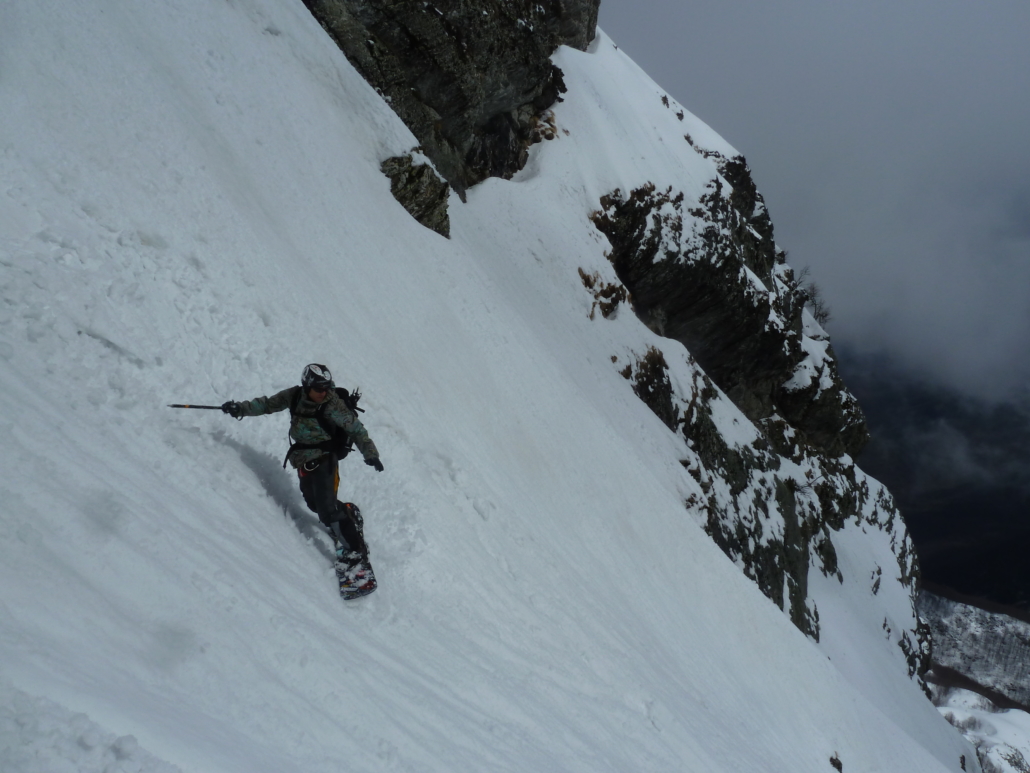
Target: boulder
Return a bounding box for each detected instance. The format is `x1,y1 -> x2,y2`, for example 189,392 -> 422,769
381,153 -> 451,237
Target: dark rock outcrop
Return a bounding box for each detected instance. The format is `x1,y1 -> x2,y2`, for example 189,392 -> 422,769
666,345 -> 924,655
620,346 -> 679,432
381,153 -> 451,237
578,267 -> 629,320
614,342 -> 902,644
590,154 -> 869,459
596,157 -> 917,653
592,179 -> 801,422
302,0 -> 599,198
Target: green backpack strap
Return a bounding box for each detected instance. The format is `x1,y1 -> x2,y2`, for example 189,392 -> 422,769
281,386 -> 358,468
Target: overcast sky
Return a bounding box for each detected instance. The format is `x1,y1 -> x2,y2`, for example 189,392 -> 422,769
597,0 -> 1030,402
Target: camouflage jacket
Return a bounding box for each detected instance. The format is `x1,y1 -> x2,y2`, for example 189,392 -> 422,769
238,386 -> 379,469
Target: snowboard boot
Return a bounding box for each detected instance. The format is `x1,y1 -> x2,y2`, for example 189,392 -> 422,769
339,502 -> 364,534
328,503 -> 375,599
326,503 -> 367,558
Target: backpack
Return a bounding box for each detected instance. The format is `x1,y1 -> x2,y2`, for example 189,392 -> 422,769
282,386 -> 364,468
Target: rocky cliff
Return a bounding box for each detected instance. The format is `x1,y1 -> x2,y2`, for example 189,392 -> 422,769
586,124 -> 899,650
302,0 -> 599,198
590,149 -> 868,459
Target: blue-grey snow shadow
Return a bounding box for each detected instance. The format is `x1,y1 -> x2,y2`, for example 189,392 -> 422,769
213,431 -> 335,562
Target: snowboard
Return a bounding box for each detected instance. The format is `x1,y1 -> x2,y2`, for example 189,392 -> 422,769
337,559 -> 377,600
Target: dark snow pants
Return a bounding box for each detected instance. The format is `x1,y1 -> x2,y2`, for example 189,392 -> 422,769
297,455 -> 367,558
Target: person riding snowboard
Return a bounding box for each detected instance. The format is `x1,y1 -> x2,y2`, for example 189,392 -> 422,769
220,363 -> 383,597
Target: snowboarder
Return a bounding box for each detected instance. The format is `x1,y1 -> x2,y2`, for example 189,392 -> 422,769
220,363 -> 383,598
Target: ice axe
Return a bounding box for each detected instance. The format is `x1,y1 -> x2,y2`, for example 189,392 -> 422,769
168,402 -> 243,420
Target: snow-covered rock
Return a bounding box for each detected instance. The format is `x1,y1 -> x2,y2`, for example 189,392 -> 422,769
934,687 -> 1030,773
921,591 -> 1030,709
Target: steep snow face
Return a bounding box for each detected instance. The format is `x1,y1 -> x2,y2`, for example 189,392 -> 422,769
0,1 -> 975,771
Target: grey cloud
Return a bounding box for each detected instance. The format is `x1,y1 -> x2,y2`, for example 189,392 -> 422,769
837,347 -> 1030,502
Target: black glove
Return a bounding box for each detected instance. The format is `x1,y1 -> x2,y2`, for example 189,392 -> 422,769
365,457 -> 384,472
221,401 -> 243,419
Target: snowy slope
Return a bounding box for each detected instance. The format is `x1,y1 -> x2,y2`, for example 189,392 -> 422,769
0,1 -> 975,771
935,688 -> 1030,773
